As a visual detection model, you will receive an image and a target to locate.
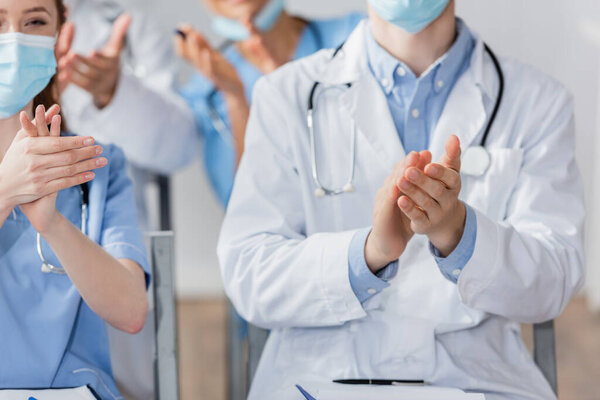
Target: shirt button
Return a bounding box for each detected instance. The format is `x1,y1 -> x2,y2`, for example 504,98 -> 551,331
367,288 -> 377,295
397,67 -> 407,77
411,108 -> 420,118
437,80 -> 444,88
380,78 -> 390,87
452,269 -> 461,277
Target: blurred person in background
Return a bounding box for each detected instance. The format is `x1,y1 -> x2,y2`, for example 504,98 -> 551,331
56,1 -> 198,398
175,2 -> 363,395
176,0 -> 363,206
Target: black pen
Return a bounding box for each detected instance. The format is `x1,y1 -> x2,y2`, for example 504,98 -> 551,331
174,29 -> 187,39
333,379 -> 426,386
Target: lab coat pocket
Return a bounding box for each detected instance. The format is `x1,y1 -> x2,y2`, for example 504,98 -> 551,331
275,326 -> 354,372
461,148 -> 523,221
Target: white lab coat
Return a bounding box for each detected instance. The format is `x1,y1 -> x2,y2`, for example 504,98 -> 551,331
218,21 -> 585,400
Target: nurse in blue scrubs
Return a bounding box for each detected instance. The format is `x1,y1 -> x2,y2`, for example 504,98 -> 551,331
0,0 -> 149,398
176,0 -> 363,206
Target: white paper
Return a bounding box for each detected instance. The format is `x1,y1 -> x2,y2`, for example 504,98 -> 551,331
0,386 -> 97,400
303,382 -> 485,400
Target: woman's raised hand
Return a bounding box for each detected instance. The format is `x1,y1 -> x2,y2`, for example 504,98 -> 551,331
175,25 -> 246,98
0,105 -> 106,231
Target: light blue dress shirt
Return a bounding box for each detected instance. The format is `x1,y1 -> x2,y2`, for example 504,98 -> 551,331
349,19 -> 478,303
181,13 -> 364,207
0,140 -> 150,399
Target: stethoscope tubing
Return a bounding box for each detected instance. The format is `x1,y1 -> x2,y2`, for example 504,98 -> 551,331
307,41 -> 504,197
38,184 -> 89,274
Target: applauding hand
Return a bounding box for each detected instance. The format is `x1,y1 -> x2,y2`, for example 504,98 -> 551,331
365,150 -> 432,272
0,105 -> 106,233
57,14 -> 131,109
396,135 -> 466,257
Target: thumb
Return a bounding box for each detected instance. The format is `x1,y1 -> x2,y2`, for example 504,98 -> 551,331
103,13 -> 131,57
439,134 -> 461,171
55,21 -> 74,60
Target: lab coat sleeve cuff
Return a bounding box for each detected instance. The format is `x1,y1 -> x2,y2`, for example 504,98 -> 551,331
348,227 -> 397,303
321,230 -> 369,323
430,203 -> 477,283
457,207 -> 500,304
104,241 -> 151,289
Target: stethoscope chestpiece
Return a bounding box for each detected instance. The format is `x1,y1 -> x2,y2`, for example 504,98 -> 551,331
314,188 -> 326,198
461,146 -> 491,177
41,262 -> 52,274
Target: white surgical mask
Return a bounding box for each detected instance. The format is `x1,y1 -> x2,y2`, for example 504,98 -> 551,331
211,0 -> 285,42
0,32 -> 57,118
368,0 -> 450,33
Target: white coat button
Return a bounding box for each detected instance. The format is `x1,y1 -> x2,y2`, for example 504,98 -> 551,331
411,108 -> 420,118
397,67 -> 407,77
380,78 -> 390,87
437,80 -> 444,88
452,268 -> 461,276
367,288 -> 377,295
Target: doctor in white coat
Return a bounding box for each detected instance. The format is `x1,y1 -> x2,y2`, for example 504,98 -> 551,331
218,0 -> 585,399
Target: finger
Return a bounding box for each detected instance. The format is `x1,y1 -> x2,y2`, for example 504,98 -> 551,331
44,156 -> 107,181
439,134 -> 461,171
103,13 -> 131,57
46,172 -> 96,195
174,34 -> 186,57
397,177 -> 441,216
395,151 -> 420,188
398,195 -> 430,228
44,104 -> 61,125
64,67 -> 95,91
41,146 -> 104,168
417,150 -> 432,170
68,54 -> 103,80
35,105 -> 50,137
26,136 -> 96,155
424,163 -> 461,190
405,166 -> 447,202
49,115 -> 61,138
88,51 -> 115,69
56,21 -> 75,60
20,112 -> 37,137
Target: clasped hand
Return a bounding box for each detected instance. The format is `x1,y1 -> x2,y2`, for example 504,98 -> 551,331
0,105 -> 106,233
365,135 -> 466,272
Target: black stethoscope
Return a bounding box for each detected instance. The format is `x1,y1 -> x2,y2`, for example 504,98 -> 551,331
37,183 -> 89,274
205,19 -> 325,147
308,42 -> 504,198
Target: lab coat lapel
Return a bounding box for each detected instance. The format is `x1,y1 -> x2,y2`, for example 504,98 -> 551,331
429,37 -> 499,161
429,72 -> 487,161
340,73 -> 406,171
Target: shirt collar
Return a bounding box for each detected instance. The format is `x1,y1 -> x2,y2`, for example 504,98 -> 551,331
365,18 -> 475,95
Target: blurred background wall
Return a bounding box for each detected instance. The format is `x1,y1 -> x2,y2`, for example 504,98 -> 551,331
114,0 -> 600,306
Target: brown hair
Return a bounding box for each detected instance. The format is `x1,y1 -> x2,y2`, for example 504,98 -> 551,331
32,0 -> 67,116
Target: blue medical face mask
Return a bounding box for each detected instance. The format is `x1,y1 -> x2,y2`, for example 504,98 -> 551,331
0,32 -> 57,119
368,0 -> 450,33
211,0 -> 285,42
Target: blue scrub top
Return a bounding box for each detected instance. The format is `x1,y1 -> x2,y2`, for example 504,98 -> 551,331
181,13 -> 365,206
0,140 -> 150,399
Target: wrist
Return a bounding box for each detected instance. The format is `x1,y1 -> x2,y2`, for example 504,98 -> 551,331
0,181 -> 15,213
223,89 -> 248,108
364,231 -> 395,273
430,201 -> 466,257
38,211 -> 67,238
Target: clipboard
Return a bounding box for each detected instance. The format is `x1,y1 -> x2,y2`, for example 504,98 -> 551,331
0,385 -> 99,400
